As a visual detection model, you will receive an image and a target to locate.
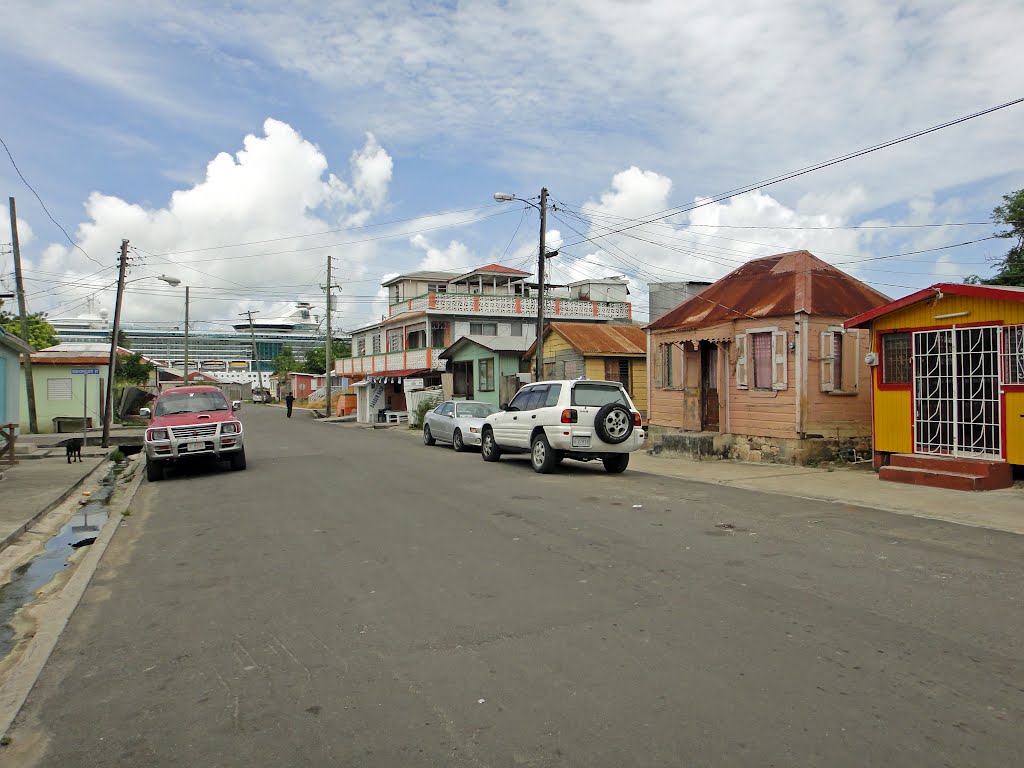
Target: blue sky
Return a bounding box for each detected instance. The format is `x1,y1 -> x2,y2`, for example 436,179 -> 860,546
1,0 -> 1022,333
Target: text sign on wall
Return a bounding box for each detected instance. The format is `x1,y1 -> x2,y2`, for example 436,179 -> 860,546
71,368 -> 100,375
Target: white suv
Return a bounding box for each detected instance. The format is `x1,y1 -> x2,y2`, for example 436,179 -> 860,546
480,379 -> 645,473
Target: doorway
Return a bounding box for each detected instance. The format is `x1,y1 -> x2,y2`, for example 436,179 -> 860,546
700,341 -> 719,432
913,326 -> 1000,458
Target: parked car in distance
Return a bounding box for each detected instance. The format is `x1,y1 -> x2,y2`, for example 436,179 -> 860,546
480,379 -> 645,473
140,385 -> 246,481
423,400 -> 500,451
252,389 -> 273,403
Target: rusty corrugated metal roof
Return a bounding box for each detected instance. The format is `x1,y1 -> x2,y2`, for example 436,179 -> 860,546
546,322 -> 647,355
646,250 -> 890,331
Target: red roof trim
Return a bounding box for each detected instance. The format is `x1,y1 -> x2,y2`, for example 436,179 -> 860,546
360,368 -> 429,379
845,283 -> 1024,329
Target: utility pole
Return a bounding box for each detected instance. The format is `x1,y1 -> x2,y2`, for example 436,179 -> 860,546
101,239 -> 129,448
323,256 -> 340,417
240,310 -> 264,401
535,187 -> 549,382
182,286 -> 190,386
9,197 -> 38,433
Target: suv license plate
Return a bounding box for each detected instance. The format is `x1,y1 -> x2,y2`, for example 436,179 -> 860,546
186,440 -> 205,452
571,435 -> 591,448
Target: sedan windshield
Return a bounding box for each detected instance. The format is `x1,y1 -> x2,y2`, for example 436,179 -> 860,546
155,391 -> 229,416
456,403 -> 498,418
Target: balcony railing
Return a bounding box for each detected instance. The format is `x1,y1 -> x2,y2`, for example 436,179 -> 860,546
388,292 -> 630,320
337,347 -> 448,376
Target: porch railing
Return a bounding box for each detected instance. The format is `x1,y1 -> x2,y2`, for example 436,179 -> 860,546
388,292 -> 630,320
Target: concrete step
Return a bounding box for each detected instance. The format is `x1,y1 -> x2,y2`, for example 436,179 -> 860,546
879,465 -> 1011,491
890,453 -> 1010,476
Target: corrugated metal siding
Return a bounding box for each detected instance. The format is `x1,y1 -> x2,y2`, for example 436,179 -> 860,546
872,295 -> 1024,329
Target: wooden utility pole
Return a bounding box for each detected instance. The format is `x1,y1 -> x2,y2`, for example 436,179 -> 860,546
535,187 -> 549,382
240,310 -> 264,400
324,256 -> 336,417
101,239 -> 129,447
182,286 -> 190,385
10,197 -> 39,433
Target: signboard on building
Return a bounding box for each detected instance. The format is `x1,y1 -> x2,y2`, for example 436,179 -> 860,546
71,368 -> 101,375
403,378 -> 424,393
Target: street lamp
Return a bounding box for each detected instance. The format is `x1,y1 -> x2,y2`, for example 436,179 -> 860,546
101,269 -> 181,447
494,188 -> 550,381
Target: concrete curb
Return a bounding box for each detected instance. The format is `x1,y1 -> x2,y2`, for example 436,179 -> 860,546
0,458 -> 107,555
0,458 -> 146,740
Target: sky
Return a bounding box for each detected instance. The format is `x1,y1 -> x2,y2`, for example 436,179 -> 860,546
1,0 -> 1022,335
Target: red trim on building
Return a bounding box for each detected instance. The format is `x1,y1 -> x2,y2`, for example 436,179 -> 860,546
846,283 -> 1024,329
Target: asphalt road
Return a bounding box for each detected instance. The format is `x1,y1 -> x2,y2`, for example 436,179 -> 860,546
7,407 -> 1023,767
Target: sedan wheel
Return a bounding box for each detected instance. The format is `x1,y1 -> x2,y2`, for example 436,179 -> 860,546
453,429 -> 465,452
423,424 -> 436,446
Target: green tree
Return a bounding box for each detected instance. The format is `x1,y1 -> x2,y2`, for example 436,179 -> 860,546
272,345 -> 298,377
967,189 -> 1024,287
0,307 -> 58,350
302,340 -> 351,374
116,352 -> 155,386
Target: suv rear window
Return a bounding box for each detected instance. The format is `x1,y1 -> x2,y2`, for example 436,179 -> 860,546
572,383 -> 628,407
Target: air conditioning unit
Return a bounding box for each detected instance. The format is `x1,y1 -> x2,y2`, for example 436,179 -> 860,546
864,352 -> 879,366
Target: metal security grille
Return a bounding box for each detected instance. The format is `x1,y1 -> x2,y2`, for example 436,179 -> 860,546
1003,325 -> 1024,385
913,327 -> 1001,458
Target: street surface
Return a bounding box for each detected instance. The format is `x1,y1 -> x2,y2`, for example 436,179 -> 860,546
7,407 -> 1023,766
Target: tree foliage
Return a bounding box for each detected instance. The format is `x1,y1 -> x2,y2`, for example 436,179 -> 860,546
967,189 -> 1024,287
302,340 -> 351,375
272,345 -> 298,377
116,352 -> 155,386
0,305 -> 58,350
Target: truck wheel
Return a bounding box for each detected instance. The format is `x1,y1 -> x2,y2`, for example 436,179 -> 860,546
146,459 -> 164,482
230,448 -> 247,471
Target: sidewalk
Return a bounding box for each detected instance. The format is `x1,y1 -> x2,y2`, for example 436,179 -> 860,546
374,422 -> 1024,535
0,457 -> 107,552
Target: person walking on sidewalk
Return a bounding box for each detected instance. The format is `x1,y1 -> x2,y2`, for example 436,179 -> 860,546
285,392 -> 295,418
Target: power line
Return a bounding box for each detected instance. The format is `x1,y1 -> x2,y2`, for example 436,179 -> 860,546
560,96 -> 1024,250
0,135 -> 104,267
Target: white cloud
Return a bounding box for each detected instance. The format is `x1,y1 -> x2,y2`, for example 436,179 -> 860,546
410,234 -> 474,272
29,120 -> 394,327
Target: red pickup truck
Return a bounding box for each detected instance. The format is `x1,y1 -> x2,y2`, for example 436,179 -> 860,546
141,386 -> 246,481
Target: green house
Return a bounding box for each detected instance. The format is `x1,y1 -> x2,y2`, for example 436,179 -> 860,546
438,335 -> 532,408
1,328 -> 33,429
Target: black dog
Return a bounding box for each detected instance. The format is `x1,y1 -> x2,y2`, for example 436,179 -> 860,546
66,438 -> 83,463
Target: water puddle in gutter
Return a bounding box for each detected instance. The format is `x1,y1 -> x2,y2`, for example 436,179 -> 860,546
0,478 -> 114,658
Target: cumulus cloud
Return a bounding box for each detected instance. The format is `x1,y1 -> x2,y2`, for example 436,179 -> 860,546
30,120 -> 393,328
410,234 -> 475,272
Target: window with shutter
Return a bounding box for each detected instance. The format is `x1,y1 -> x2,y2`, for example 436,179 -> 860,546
771,330 -> 788,390
735,334 -> 748,388
655,344 -> 664,387
842,329 -> 860,391
751,332 -> 772,389
820,331 -> 835,392
47,377 -> 73,401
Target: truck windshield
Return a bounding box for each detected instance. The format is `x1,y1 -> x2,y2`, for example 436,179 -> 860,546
155,391 -> 230,416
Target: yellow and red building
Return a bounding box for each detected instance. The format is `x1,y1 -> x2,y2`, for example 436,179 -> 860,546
846,283 -> 1024,490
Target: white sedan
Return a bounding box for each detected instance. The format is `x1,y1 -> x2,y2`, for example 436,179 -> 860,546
422,400 -> 499,452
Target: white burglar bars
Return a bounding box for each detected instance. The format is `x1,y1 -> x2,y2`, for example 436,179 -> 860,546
1003,325 -> 1024,385
913,327 -> 1001,458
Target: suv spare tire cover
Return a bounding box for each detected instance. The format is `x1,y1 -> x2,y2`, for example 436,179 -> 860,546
594,402 -> 633,444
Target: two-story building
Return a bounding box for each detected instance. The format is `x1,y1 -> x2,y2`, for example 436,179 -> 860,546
339,263 -> 634,423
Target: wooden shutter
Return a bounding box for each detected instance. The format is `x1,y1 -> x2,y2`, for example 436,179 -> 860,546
820,331 -> 835,392
842,329 -> 860,391
655,344 -> 664,387
605,358 -> 619,382
735,335 -> 748,389
772,330 -> 788,390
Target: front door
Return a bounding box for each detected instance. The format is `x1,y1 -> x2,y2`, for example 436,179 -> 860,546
913,326 -> 1001,458
700,342 -> 719,432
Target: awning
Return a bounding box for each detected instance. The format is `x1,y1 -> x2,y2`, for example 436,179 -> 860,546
362,368 -> 429,384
